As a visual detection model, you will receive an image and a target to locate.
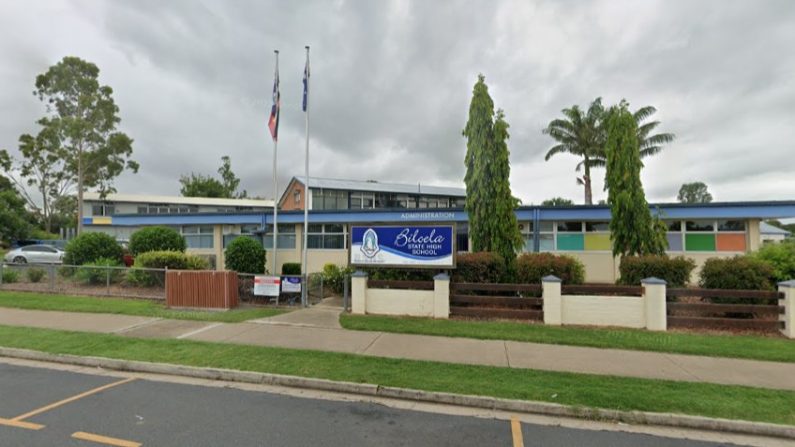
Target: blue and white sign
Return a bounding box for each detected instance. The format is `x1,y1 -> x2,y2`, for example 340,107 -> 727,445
350,225 -> 455,268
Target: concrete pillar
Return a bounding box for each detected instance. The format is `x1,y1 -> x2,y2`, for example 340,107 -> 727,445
642,277 -> 667,331
779,280 -> 795,339
351,271 -> 368,315
433,273 -> 450,319
542,275 -> 562,325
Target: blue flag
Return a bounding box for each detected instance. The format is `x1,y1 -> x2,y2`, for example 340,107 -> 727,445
302,55 -> 310,112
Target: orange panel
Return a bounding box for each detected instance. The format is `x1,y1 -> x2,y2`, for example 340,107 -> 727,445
716,233 -> 746,252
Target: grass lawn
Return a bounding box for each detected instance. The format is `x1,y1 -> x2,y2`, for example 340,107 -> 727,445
340,314 -> 795,363
0,325 -> 792,426
0,291 -> 288,323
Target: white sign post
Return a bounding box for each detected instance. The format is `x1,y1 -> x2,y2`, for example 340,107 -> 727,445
254,275 -> 281,297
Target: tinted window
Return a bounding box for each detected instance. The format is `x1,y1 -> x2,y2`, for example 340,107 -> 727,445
557,221 -> 582,232
686,220 -> 714,232
585,222 -> 609,232
718,220 -> 746,232
666,221 -> 682,231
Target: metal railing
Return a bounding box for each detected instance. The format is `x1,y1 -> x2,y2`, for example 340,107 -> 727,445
0,262 -> 166,300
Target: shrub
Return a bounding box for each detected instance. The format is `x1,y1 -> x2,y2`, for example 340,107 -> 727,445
225,238 -> 266,274
515,253 -> 585,284
363,268 -> 436,281
452,252 -> 506,283
129,226 -> 186,256
751,240 -> 795,283
618,255 -> 696,287
185,255 -> 210,271
699,256 -> 774,291
2,269 -> 19,283
30,229 -> 59,240
321,263 -> 354,294
126,250 -> 207,286
26,268 -> 46,283
75,258 -> 123,285
281,262 -> 301,275
64,232 -> 123,266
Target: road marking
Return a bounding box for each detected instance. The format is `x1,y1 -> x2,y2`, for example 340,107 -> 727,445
11,377 -> 136,422
176,322 -> 222,339
0,417 -> 44,430
511,415 -> 524,447
72,431 -> 142,447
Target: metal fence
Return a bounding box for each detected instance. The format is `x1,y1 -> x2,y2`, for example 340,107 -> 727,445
0,263 -> 166,300
236,272 -> 330,306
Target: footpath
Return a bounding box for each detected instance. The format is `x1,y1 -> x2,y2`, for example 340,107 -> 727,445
1,303 -> 794,391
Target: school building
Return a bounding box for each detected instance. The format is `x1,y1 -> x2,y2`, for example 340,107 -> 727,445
82,180 -> 795,283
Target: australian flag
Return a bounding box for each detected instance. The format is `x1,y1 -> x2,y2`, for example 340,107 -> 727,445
302,54 -> 310,112
268,64 -> 280,141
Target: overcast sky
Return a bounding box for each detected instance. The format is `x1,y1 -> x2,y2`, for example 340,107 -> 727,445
1,0 -> 793,205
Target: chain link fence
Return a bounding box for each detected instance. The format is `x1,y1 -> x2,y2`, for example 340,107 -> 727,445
0,262 -> 166,300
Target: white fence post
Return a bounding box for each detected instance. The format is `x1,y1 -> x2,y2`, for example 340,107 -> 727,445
351,271 -> 368,315
433,273 -> 450,319
641,277 -> 667,331
779,280 -> 795,339
542,275 -> 562,325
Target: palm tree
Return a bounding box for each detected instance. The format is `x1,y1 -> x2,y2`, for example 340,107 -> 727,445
543,98 -> 605,205
543,99 -> 675,204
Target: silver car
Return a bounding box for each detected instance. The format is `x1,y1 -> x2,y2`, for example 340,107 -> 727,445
4,245 -> 64,264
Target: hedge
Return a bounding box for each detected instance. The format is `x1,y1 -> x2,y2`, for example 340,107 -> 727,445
129,226 -> 186,256
127,250 -> 208,286
751,240 -> 795,283
618,255 -> 695,287
282,262 -> 301,275
515,253 -> 584,284
63,232 -> 123,266
699,256 -> 775,291
225,237 -> 266,274
75,258 -> 124,285
451,252 -> 506,283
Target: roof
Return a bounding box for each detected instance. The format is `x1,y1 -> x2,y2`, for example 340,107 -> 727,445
291,176 -> 466,197
760,221 -> 792,236
83,192 -> 273,208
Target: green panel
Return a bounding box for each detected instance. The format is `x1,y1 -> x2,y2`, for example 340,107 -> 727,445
556,234 -> 584,251
685,234 -> 716,251
584,234 -> 611,251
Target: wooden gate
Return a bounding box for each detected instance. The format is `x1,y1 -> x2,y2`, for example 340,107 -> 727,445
166,270 -> 239,309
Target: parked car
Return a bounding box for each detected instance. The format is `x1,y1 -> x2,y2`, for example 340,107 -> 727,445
3,245 -> 64,264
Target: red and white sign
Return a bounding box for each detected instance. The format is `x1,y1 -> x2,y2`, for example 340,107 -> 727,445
254,275 -> 281,297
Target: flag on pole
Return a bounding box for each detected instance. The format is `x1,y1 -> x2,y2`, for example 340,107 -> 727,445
302,53 -> 310,112
268,61 -> 280,141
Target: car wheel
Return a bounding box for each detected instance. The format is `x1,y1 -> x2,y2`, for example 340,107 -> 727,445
13,256 -> 26,264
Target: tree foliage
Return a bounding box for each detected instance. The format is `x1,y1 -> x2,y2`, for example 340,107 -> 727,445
543,97 -> 675,205
677,182 -> 713,203
604,102 -> 667,257
180,155 -> 246,198
63,232 -> 123,265
462,75 -> 522,265
224,237 -> 266,274
0,178 -> 31,245
25,56 -> 138,234
541,197 -> 575,206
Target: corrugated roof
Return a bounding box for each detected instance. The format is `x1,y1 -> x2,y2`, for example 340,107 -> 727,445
83,192 -> 273,208
760,221 -> 792,235
293,177 -> 466,197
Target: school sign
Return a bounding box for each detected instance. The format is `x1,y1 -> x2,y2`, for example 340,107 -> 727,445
350,225 -> 455,268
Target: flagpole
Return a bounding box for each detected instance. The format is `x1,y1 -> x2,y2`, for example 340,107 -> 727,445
271,50 -> 279,275
301,45 -> 310,307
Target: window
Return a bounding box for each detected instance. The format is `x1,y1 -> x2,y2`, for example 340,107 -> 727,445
665,220 -> 684,251
682,220 -> 748,252
456,223 -> 469,252
539,221 -> 555,252
519,222 -> 533,252
294,190 -> 301,204
182,225 -> 214,249
419,196 -> 449,208
718,220 -> 746,232
350,192 -> 375,209
585,221 -> 609,232
222,224 -> 263,248
307,224 -> 346,249
311,189 -> 349,210
666,221 -> 682,231
450,197 -> 466,208
263,224 -> 296,249
557,221 -> 582,232
686,220 -> 714,232
91,204 -> 115,216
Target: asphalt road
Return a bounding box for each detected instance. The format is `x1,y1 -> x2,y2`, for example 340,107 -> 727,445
0,362 -> 752,447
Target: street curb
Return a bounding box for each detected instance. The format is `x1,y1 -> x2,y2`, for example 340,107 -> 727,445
1,346 -> 792,440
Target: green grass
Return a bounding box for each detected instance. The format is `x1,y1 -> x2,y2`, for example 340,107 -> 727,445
0,291 -> 288,323
340,314 -> 795,363
0,325 -> 792,426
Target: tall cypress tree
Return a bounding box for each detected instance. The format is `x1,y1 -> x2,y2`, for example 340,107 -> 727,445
463,75 -> 522,264
604,102 -> 667,257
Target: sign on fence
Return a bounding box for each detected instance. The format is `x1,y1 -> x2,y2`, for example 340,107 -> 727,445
254,275 -> 281,296
281,276 -> 301,293
350,225 -> 455,268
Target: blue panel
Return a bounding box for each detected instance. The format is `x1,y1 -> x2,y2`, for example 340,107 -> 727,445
666,233 -> 683,251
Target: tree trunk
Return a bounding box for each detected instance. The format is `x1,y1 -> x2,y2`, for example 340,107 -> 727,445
583,159 -> 593,205
77,151 -> 83,235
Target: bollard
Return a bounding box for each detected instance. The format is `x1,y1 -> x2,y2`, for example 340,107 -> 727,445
343,274 -> 350,312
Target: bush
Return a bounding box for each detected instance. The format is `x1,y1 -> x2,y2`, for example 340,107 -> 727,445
30,229 -> 59,240
26,268 -> 46,283
2,269 -> 19,283
321,263 -> 354,294
64,232 -> 123,266
281,262 -> 301,275
699,256 -> 774,291
185,255 -> 210,271
515,253 -> 585,284
75,258 -> 123,285
225,238 -> 266,274
363,268 -> 436,281
751,240 -> 795,283
129,226 -> 186,256
452,252 -> 506,283
126,250 -> 207,286
618,255 -> 696,287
